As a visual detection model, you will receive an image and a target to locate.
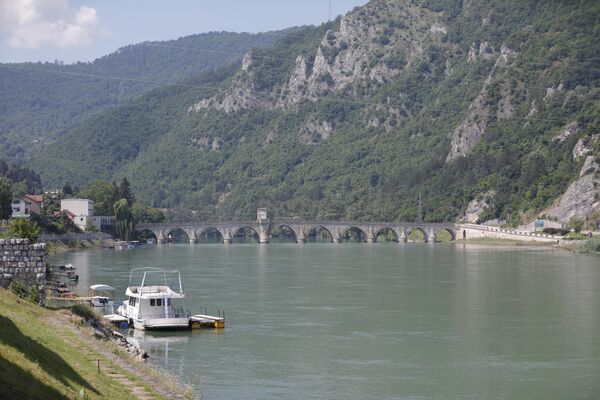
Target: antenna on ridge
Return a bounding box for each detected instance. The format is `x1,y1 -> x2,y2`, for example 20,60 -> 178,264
417,192 -> 423,223
328,0 -> 332,21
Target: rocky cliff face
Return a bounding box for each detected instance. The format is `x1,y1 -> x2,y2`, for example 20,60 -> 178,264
446,45 -> 517,161
460,190 -> 496,223
190,0 -> 445,114
546,135 -> 600,222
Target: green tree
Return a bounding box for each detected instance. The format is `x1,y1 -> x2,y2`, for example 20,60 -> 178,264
80,180 -> 119,215
118,178 -> 135,206
131,203 -> 166,223
57,211 -> 78,233
62,183 -> 73,196
42,192 -> 62,217
0,178 -> 12,220
569,217 -> 584,233
10,218 -> 40,242
114,198 -> 135,240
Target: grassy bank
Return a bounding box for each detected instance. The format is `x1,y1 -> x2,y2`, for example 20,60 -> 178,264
0,288 -> 191,399
453,237 -> 555,246
46,239 -> 117,255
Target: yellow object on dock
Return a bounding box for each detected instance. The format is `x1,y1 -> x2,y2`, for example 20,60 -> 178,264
190,314 -> 225,329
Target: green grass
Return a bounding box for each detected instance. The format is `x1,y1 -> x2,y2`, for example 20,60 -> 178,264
0,288 -> 179,399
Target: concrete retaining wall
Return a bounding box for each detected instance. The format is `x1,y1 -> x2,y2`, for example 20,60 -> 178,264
457,224 -> 559,243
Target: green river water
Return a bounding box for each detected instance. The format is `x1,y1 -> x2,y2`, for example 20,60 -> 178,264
50,243 -> 600,399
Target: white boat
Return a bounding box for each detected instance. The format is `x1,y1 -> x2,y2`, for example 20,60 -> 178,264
116,268 -> 191,330
88,284 -> 115,307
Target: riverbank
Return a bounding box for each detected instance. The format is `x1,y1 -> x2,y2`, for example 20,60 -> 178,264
454,237 -> 555,246
46,239 -> 117,255
0,288 -> 192,399
455,236 -> 600,255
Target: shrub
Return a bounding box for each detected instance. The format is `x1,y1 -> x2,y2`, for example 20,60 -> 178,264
564,232 -> 587,241
70,303 -> 96,321
582,238 -> 600,253
543,227 -> 557,234
568,217 -> 584,233
9,280 -> 40,303
9,218 -> 40,242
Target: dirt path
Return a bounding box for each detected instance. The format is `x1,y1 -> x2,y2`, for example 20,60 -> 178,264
50,311 -> 191,399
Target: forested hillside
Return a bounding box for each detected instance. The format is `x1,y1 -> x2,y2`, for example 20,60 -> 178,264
27,0 -> 600,225
0,31 -> 285,160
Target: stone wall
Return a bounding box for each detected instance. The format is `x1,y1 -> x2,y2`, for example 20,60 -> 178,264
0,238 -> 47,291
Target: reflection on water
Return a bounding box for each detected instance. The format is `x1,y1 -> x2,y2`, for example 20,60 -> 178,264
51,243 -> 600,400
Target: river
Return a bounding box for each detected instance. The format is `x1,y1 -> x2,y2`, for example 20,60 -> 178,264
50,243 -> 600,399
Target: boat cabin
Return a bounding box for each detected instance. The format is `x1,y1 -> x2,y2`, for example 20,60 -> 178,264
124,285 -> 187,320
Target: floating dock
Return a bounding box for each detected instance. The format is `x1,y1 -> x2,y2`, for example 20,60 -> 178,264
103,314 -> 225,329
190,314 -> 225,329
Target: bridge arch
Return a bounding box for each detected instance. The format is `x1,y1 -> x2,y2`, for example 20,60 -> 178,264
270,224 -> 299,243
197,227 -> 225,243
407,227 -> 428,242
340,226 -> 367,243
305,226 -> 334,243
435,228 -> 455,242
375,227 -> 399,242
166,228 -> 190,243
137,228 -> 158,243
232,226 -> 260,243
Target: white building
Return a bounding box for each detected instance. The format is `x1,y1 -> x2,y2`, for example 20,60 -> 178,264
60,198 -> 114,232
71,215 -> 114,232
61,199 -> 94,217
11,198 -> 32,218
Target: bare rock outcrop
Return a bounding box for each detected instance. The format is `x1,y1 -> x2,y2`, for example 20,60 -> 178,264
546,134 -> 600,222
190,0 -> 445,113
299,121 -> 333,144
554,121 -> 579,142
189,52 -> 276,113
364,102 -> 409,131
545,173 -> 599,222
460,190 -> 496,223
446,45 -> 517,161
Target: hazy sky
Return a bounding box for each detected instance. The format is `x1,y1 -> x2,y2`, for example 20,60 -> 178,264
0,0 -> 369,64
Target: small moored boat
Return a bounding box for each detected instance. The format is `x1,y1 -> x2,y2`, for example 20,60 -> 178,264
88,284 -> 115,307
116,268 -> 191,330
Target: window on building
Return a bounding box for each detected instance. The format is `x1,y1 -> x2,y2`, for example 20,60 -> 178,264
150,299 -> 155,306
157,299 -> 162,306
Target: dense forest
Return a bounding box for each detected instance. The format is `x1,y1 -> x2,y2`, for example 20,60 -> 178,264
0,31 -> 287,160
0,161 -> 42,197
8,0 -> 600,225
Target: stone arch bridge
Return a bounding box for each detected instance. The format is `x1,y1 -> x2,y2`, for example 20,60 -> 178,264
136,219 -> 457,244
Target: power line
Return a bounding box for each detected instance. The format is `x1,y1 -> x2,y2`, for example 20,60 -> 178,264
33,41 -> 594,94
0,63 -> 227,91
0,59 -> 595,128
140,40 -> 600,76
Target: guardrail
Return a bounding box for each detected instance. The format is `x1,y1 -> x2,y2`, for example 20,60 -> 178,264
459,223 -> 557,239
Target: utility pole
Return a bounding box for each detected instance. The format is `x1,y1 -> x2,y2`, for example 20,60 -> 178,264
417,192 -> 423,223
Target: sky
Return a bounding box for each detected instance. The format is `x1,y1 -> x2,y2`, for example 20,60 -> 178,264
0,0 -> 369,64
